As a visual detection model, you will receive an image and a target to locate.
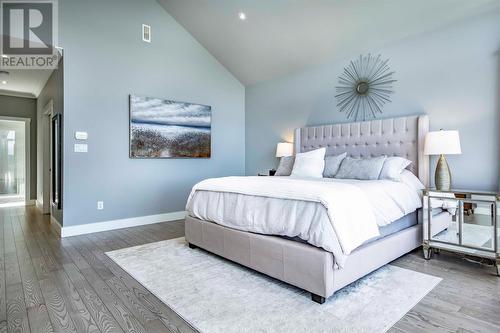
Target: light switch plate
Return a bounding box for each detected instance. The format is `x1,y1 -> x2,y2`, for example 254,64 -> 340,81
75,131 -> 88,140
74,143 -> 88,153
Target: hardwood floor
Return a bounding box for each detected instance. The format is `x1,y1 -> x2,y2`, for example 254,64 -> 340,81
0,206 -> 499,333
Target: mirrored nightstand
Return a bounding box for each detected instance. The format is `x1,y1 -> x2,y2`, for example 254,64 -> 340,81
422,189 -> 499,276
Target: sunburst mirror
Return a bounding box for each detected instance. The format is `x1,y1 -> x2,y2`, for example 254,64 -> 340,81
335,54 -> 396,121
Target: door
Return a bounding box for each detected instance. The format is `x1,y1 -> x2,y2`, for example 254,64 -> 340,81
0,119 -> 26,206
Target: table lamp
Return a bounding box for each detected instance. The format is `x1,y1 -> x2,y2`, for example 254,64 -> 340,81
268,142 -> 294,176
424,130 -> 461,191
276,142 -> 294,158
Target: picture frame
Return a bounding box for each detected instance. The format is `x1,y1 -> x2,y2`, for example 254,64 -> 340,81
129,95 -> 212,159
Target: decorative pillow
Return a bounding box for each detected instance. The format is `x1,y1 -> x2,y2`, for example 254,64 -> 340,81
323,152 -> 347,178
275,156 -> 295,176
290,148 -> 326,178
379,157 -> 412,182
400,170 -> 425,191
335,156 -> 387,180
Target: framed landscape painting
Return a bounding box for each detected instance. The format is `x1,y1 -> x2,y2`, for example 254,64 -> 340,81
129,95 -> 211,158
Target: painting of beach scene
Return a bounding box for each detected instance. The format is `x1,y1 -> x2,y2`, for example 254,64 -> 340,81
129,95 -> 211,158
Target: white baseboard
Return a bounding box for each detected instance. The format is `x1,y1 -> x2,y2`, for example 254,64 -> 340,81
25,199 -> 35,206
60,211 -> 186,238
36,199 -> 43,211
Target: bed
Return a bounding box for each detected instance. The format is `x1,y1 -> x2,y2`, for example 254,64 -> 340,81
184,115 -> 448,304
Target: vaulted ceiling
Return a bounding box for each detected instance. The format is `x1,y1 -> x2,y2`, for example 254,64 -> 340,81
158,0 -> 500,86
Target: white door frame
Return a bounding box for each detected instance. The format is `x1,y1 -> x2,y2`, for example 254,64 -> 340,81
41,100 -> 53,214
0,115 -> 31,204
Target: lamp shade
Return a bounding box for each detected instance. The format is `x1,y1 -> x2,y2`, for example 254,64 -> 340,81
276,142 -> 294,157
424,130 -> 461,155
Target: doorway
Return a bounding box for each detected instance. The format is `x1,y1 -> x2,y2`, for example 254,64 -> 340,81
40,100 -> 53,214
40,99 -> 62,216
0,117 -> 30,207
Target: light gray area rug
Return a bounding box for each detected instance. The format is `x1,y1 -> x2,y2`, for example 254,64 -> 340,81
106,238 -> 441,333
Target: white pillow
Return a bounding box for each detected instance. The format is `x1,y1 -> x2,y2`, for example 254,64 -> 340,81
400,170 -> 425,191
291,148 -> 326,178
379,157 -> 412,181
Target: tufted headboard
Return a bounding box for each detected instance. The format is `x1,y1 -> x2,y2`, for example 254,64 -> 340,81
294,115 -> 429,186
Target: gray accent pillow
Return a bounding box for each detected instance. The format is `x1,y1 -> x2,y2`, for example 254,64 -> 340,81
335,156 -> 387,180
323,152 -> 347,178
275,156 -> 295,176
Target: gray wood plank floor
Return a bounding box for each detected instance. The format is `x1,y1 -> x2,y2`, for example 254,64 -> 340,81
1,206 -> 498,333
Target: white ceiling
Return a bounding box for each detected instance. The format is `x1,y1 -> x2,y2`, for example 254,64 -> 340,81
0,68 -> 53,98
0,36 -> 58,98
158,0 -> 500,86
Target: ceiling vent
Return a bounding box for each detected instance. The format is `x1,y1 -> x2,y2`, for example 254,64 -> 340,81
142,24 -> 151,43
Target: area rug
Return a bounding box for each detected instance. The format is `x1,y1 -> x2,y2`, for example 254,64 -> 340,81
106,238 -> 441,333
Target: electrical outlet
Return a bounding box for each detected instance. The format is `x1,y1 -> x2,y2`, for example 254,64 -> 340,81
97,201 -> 104,210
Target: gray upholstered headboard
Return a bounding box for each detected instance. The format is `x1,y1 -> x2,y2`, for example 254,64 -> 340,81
294,115 -> 429,186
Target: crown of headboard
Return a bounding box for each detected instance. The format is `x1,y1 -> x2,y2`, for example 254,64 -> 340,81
294,115 -> 429,186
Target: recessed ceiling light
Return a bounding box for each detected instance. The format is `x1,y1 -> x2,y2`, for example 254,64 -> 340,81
0,70 -> 9,85
238,12 -> 246,21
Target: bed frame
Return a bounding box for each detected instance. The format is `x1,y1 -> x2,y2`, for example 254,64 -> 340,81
185,115 -> 430,304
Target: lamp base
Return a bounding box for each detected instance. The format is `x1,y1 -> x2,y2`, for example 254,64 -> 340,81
435,154 -> 451,191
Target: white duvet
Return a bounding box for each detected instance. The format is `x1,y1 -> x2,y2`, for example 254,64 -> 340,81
186,173 -> 423,268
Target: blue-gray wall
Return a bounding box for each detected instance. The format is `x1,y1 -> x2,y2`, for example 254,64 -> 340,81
246,10 -> 500,191
59,0 -> 245,227
0,95 -> 37,200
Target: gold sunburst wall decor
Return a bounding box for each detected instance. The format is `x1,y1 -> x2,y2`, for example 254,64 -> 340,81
335,54 -> 397,121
